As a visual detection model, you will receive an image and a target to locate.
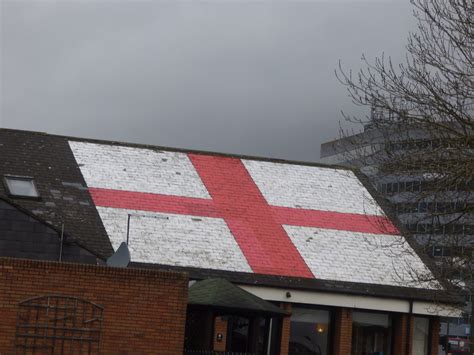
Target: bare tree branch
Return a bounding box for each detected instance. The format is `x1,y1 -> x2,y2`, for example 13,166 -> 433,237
335,0 -> 473,348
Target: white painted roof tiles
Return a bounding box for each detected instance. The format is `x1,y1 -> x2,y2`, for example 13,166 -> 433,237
243,159 -> 383,215
70,141 -> 210,198
69,140 -> 435,288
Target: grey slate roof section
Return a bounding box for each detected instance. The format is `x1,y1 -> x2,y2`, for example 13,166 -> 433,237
0,129 -> 113,259
0,199 -> 97,263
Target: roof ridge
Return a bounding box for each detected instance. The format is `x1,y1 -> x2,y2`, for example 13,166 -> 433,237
1,127 -> 353,171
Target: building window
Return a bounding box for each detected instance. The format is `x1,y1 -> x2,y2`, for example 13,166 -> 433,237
227,316 -> 250,352
4,175 -> 39,198
433,246 -> 446,257
289,306 -> 331,355
412,317 -> 430,355
352,311 -> 392,355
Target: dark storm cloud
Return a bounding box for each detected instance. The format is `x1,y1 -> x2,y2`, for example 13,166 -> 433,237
1,0 -> 415,161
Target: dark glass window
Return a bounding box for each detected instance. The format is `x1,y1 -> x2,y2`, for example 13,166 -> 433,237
4,175 -> 39,198
267,317 -> 282,355
256,317 -> 281,355
399,182 -> 406,192
433,246 -> 444,257
392,183 -> 399,193
352,311 -> 392,355
289,307 -> 331,355
416,223 -> 425,233
225,315 -> 281,355
227,316 -> 250,352
413,181 -> 421,192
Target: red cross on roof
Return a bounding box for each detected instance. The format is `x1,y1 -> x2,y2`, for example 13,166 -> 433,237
89,154 -> 398,278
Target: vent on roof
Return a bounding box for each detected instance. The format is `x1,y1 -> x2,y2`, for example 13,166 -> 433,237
3,175 -> 40,199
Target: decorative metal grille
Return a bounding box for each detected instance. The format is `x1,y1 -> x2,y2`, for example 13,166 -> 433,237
15,295 -> 103,354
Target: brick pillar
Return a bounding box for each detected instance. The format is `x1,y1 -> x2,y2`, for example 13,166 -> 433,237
392,313 -> 414,355
213,316 -> 228,352
333,308 -> 353,355
429,318 -> 440,355
279,303 -> 292,355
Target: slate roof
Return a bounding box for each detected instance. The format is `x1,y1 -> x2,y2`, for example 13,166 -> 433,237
0,199 -> 98,263
0,129 -> 113,258
0,128 -> 452,302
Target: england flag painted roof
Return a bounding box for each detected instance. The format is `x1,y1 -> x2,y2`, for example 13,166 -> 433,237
68,140 -> 434,288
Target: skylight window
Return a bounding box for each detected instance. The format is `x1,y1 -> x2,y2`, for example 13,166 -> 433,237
4,175 -> 40,198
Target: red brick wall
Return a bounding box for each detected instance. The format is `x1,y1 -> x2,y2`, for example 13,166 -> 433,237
277,303 -> 440,355
392,314 -> 440,355
429,317 -> 440,355
213,316 -> 228,351
333,308 -> 353,355
0,258 -> 188,354
392,313 -> 413,355
279,303 -> 292,355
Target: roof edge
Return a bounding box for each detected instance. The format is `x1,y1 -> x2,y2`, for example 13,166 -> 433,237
130,262 -> 461,304
0,128 -> 352,171
352,170 -> 454,292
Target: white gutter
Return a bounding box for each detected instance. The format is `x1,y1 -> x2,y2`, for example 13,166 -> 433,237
238,284 -> 462,317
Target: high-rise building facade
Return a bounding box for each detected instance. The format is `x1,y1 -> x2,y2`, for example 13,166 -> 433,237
320,123 -> 473,352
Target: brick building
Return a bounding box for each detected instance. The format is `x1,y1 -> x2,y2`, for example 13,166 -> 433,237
0,128 -> 461,355
0,258 -> 188,354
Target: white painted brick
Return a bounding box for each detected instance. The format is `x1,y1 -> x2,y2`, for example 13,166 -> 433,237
243,160 -> 382,215
285,225 -> 435,288
69,141 -> 210,198
97,207 -> 252,272
69,141 -> 437,288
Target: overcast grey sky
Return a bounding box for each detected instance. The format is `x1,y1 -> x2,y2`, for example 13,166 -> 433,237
1,0 -> 415,161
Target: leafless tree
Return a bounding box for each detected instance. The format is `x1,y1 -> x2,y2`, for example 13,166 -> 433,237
336,0 -> 473,350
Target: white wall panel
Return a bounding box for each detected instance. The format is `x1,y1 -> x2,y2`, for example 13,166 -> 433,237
239,285 -> 459,316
